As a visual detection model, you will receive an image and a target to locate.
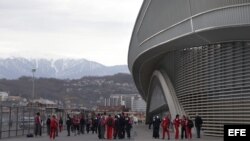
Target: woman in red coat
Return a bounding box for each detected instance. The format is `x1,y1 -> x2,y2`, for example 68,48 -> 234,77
50,115 -> 58,141
106,114 -> 114,140
173,114 -> 181,140
161,114 -> 170,139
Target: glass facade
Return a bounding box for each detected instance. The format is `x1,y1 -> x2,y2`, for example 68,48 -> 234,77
148,78 -> 167,113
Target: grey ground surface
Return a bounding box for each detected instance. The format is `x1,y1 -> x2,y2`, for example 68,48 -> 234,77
0,124 -> 223,141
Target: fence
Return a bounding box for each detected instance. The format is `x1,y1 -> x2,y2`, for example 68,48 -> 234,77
0,105 -> 66,139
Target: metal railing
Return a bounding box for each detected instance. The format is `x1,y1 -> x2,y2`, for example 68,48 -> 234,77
0,105 -> 66,139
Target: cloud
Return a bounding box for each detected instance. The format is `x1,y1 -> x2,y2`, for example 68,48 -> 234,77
0,0 -> 143,66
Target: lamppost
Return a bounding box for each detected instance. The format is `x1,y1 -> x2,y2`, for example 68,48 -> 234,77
28,68 -> 36,134
32,68 -> 36,100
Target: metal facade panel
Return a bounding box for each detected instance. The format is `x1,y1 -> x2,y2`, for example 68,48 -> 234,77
139,20 -> 192,51
190,0 -> 250,15
128,0 -> 250,72
137,0 -> 190,43
193,5 -> 250,31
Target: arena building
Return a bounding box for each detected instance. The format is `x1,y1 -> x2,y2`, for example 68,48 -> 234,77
128,0 -> 250,136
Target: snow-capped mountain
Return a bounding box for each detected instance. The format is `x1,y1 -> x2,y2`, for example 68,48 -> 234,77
0,58 -> 129,79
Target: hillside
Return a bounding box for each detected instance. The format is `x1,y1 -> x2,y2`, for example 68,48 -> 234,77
0,73 -> 138,108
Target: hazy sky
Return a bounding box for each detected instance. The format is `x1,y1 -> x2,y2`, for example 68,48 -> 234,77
0,0 -> 143,66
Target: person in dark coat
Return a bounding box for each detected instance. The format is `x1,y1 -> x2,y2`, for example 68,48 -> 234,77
148,116 -> 153,129
195,113 -> 203,138
97,114 -> 101,138
152,116 -> 161,139
118,114 -> 125,139
92,117 -> 98,134
180,115 -> 187,139
46,115 -> 51,136
80,114 -> 85,134
124,114 -> 132,139
66,114 -> 72,136
59,116 -> 63,132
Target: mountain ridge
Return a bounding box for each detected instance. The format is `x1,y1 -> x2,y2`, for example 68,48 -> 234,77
0,58 -> 129,79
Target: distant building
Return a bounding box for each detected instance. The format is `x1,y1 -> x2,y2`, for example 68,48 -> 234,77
132,96 -> 146,112
8,96 -> 24,106
109,95 -> 121,106
107,94 -> 146,112
27,98 -> 57,109
0,94 -> 28,106
0,92 -> 8,101
95,105 -> 128,114
8,96 -> 22,101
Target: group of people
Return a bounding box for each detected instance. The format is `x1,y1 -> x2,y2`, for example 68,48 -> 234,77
35,111 -> 203,140
65,112 -> 133,140
34,112 -> 63,141
150,113 -> 203,140
45,114 -> 63,141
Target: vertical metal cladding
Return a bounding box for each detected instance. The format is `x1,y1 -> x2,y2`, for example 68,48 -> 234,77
161,42 -> 250,136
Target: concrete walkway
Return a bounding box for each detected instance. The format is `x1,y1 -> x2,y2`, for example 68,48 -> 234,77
0,124 -> 223,141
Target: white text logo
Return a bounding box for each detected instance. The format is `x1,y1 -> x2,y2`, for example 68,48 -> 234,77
228,129 -> 246,136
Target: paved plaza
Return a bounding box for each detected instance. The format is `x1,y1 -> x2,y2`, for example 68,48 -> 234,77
0,124 -> 223,141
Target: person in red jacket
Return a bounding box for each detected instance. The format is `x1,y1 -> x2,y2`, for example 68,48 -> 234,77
173,114 -> 181,140
50,115 -> 58,141
161,114 -> 170,139
34,112 -> 42,136
106,114 -> 114,140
